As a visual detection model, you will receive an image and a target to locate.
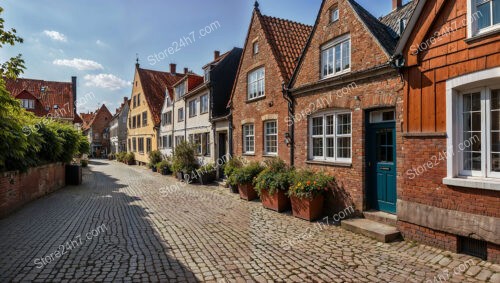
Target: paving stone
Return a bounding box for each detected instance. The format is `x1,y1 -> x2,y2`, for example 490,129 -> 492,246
0,160 -> 496,283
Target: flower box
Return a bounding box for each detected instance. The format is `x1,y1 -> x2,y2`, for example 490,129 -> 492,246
290,195 -> 324,221
261,189 -> 291,212
239,183 -> 258,201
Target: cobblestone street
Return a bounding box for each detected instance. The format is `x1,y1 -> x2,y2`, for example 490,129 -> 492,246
0,160 -> 498,282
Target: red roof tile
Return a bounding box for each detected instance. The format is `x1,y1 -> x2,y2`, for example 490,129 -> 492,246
137,67 -> 184,126
258,13 -> 313,81
4,77 -> 76,120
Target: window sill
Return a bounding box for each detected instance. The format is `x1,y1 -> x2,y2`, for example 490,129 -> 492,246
320,69 -> 351,81
306,160 -> 352,168
465,27 -> 500,43
443,177 -> 500,191
246,96 -> 266,104
243,153 -> 255,156
263,154 -> 278,157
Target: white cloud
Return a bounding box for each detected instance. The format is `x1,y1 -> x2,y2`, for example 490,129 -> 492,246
84,74 -> 130,91
43,30 -> 67,42
96,40 -> 108,47
53,58 -> 104,71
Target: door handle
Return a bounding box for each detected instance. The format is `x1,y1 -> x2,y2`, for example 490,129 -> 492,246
380,167 -> 391,171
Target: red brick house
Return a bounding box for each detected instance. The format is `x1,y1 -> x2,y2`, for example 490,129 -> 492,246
394,0 -> 500,262
229,2 -> 312,164
81,104 -> 113,158
289,0 -> 416,216
5,77 -> 82,125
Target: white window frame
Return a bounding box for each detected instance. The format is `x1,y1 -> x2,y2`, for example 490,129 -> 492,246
308,110 -> 352,163
243,124 -> 255,154
247,67 -> 265,100
264,120 -> 278,156
445,67 -> 500,190
165,111 -> 172,125
188,99 -> 197,117
200,94 -> 209,114
178,108 -> 184,122
253,41 -> 259,55
175,83 -> 186,100
321,34 -> 351,79
331,6 -> 339,22
467,0 -> 500,38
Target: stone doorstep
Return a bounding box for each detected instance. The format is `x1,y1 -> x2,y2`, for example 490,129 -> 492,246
341,218 -> 402,243
363,210 -> 398,227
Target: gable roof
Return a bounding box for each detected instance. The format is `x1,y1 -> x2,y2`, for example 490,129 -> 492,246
4,77 -> 76,120
136,66 -> 184,126
81,104 -> 112,131
203,50 -> 231,69
347,0 -> 417,55
258,13 -> 313,81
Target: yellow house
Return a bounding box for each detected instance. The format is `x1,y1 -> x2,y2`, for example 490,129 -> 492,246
127,62 -> 184,165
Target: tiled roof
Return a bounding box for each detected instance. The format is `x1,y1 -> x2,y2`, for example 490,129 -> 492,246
259,14 -> 313,81
203,51 -> 231,69
81,104 -> 112,131
137,67 -> 184,126
4,77 -> 75,120
380,1 -> 418,39
348,0 -> 417,55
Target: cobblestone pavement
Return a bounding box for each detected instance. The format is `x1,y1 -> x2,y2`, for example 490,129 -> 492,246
0,160 -> 499,283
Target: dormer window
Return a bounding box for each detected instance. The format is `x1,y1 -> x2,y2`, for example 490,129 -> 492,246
20,99 -> 35,109
399,18 -> 407,35
468,0 -> 500,37
331,6 -> 339,22
204,68 -> 210,82
175,82 -> 186,100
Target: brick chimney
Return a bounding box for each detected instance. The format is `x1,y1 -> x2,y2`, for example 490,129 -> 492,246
214,50 -> 220,60
184,67 -> 189,74
170,63 -> 177,74
393,0 -> 402,10
71,76 -> 77,115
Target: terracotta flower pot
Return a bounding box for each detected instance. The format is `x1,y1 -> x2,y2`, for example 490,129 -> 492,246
261,189 -> 291,212
290,195 -> 324,221
239,183 -> 258,201
229,184 -> 239,194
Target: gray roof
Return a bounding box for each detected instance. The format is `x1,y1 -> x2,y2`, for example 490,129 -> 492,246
348,0 -> 417,55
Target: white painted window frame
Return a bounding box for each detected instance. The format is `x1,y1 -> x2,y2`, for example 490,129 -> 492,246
467,0 -> 500,38
321,34 -> 351,79
264,120 -> 278,156
243,124 -> 255,154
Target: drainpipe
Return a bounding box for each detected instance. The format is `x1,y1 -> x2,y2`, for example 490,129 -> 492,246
282,82 -> 294,166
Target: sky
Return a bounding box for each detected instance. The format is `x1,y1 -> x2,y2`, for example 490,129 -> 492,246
1,0 -> 407,113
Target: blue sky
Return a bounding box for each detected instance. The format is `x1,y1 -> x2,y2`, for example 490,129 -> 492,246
1,0 -> 406,113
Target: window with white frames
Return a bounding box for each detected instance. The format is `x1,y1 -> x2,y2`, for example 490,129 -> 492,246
248,67 -> 265,100
331,6 -> 339,22
264,120 -> 278,155
20,99 -> 35,109
188,99 -> 197,117
309,111 -> 352,162
175,83 -> 186,100
200,94 -> 209,114
243,124 -> 255,154
457,87 -> 500,178
178,108 -> 184,122
253,41 -> 259,55
469,0 -> 500,36
204,68 -> 210,82
164,111 -> 172,125
321,34 -> 351,78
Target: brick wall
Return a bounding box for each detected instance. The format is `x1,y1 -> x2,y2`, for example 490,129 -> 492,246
231,11 -> 291,164
0,163 -> 65,218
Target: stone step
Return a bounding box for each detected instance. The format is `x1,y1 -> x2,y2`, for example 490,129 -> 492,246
363,210 -> 398,227
341,218 -> 401,243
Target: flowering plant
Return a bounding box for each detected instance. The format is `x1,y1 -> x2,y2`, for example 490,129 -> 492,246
288,170 -> 334,199
254,158 -> 293,196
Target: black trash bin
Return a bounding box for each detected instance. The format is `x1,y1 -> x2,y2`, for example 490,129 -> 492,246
65,164 -> 82,185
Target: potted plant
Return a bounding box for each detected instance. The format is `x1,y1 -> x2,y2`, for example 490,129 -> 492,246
197,163 -> 216,185
125,152 -> 135,165
116,152 -> 126,163
157,160 -> 171,175
172,141 -> 198,182
288,170 -> 334,221
234,162 -> 264,201
223,157 -> 243,193
107,153 -> 115,160
148,150 -> 162,172
254,158 -> 293,212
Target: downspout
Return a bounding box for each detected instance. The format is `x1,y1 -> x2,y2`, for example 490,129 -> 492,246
282,82 -> 294,166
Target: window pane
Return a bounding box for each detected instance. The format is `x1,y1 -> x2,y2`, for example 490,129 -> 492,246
337,114 -> 351,135
342,41 -> 350,70
477,1 -> 492,29
335,45 -> 341,72
312,117 -> 323,135
313,138 -> 323,157
326,115 -> 334,135
328,48 -> 334,74
492,90 -> 500,172
322,50 -> 328,76
326,137 -> 334,158
494,0 -> 500,24
337,137 -> 351,158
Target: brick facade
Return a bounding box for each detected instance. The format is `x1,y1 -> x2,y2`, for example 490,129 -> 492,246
230,6 -> 311,164
0,163 -> 65,218
290,0 -> 405,215
398,0 -> 500,262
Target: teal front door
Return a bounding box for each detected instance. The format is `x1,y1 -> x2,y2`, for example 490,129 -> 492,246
366,118 -> 397,214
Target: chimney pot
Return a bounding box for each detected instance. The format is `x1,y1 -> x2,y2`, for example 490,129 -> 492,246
170,63 -> 177,74
392,0 -> 402,10
214,50 -> 220,60
184,68 -> 189,74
